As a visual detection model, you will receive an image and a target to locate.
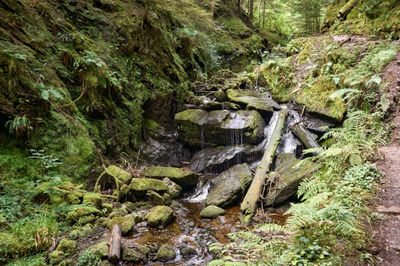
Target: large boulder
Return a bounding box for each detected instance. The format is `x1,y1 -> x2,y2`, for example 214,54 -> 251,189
174,109 -> 265,147
145,205 -> 174,227
226,89 -> 281,116
129,178 -> 168,196
206,164 -> 253,207
263,153 -> 320,206
190,145 -> 260,173
142,166 -> 198,187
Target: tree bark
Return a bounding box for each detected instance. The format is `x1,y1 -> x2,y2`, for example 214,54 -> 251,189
291,123 -> 320,153
240,110 -> 288,225
109,224 -> 122,262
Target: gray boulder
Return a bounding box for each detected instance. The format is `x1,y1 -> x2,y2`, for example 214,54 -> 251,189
206,164 -> 253,207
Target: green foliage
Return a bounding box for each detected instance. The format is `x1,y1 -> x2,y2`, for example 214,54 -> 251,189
77,250 -> 100,266
5,115 -> 32,137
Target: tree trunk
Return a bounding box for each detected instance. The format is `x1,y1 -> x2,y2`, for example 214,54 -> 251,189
240,110 -> 288,225
249,0 -> 254,21
108,224 -> 122,262
262,0 -> 266,28
291,123 -> 320,153
211,0 -> 215,19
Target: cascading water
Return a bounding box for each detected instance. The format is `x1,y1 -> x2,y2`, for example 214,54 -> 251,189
185,179 -> 211,204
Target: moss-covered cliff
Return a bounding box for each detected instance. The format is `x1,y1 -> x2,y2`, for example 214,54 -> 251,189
0,0 -> 267,181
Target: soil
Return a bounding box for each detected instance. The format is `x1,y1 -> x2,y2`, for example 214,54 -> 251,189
372,44 -> 400,265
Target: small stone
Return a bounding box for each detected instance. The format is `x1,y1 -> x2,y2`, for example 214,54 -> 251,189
377,205 -> 400,214
200,205 -> 225,219
179,246 -> 197,258
157,245 -> 176,262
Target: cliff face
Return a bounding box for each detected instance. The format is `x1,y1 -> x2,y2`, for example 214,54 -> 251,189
0,0 -> 267,181
323,0 -> 400,39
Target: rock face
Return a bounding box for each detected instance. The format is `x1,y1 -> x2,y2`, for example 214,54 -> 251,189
129,178 -> 168,196
206,164 -> 253,207
174,109 -> 265,147
226,89 -> 281,116
145,205 -> 174,227
190,145 -> 261,173
142,166 -> 198,187
263,153 -> 320,206
200,205 -> 225,218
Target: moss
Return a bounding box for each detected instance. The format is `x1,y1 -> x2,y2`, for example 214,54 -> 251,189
66,206 -> 102,224
200,205 -> 225,218
296,77 -> 347,122
56,239 -> 77,256
86,241 -> 108,259
157,245 -> 176,262
107,216 -> 135,235
83,193 -> 102,208
145,205 -> 174,227
106,165 -> 132,185
129,178 -> 168,195
49,250 -> 65,265
142,166 -> 198,187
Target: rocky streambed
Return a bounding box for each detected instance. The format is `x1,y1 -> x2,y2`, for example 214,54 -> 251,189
49,88 -> 336,265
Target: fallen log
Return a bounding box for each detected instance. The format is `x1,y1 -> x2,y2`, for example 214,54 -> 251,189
338,0 -> 359,20
109,224 -> 122,262
291,123 -> 320,153
240,109 -> 288,225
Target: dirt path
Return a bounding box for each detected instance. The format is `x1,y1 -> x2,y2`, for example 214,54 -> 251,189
372,47 -> 400,265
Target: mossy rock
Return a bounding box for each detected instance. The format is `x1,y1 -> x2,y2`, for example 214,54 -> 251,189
145,205 -> 174,227
175,109 -> 265,147
142,166 -> 198,187
226,89 -> 281,115
66,192 -> 83,205
56,239 -> 77,255
108,205 -> 129,218
129,178 -> 168,195
59,259 -> 74,266
206,164 -> 253,207
122,246 -> 146,262
107,216 -> 135,235
106,165 -> 132,184
157,245 -> 176,262
66,206 -> 102,224
162,178 -> 182,199
263,154 -> 321,206
146,190 -> 166,205
86,241 -> 108,259
200,205 -> 225,218
49,250 -> 65,265
83,193 -> 102,208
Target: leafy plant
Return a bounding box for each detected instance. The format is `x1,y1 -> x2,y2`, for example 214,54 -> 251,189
77,250 -> 100,266
5,115 -> 32,136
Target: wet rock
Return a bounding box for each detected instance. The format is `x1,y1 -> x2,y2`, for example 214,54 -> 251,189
174,109 -> 265,147
86,240 -> 108,259
179,246 -> 198,258
145,205 -> 174,227
162,178 -> 182,198
49,250 -> 65,265
66,206 -> 102,224
129,178 -> 168,196
142,166 -> 199,187
303,116 -> 336,136
106,165 -> 132,184
264,153 -> 320,206
107,216 -> 135,235
206,164 -> 253,207
144,119 -> 177,142
190,145 -> 260,173
157,245 -> 176,262
221,101 -> 241,110
227,89 -> 281,116
202,100 -> 222,111
56,239 -> 77,255
200,205 -> 225,218
139,137 -> 191,166
122,246 -> 146,262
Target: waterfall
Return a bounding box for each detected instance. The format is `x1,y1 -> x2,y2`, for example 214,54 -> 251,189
185,180 -> 211,203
